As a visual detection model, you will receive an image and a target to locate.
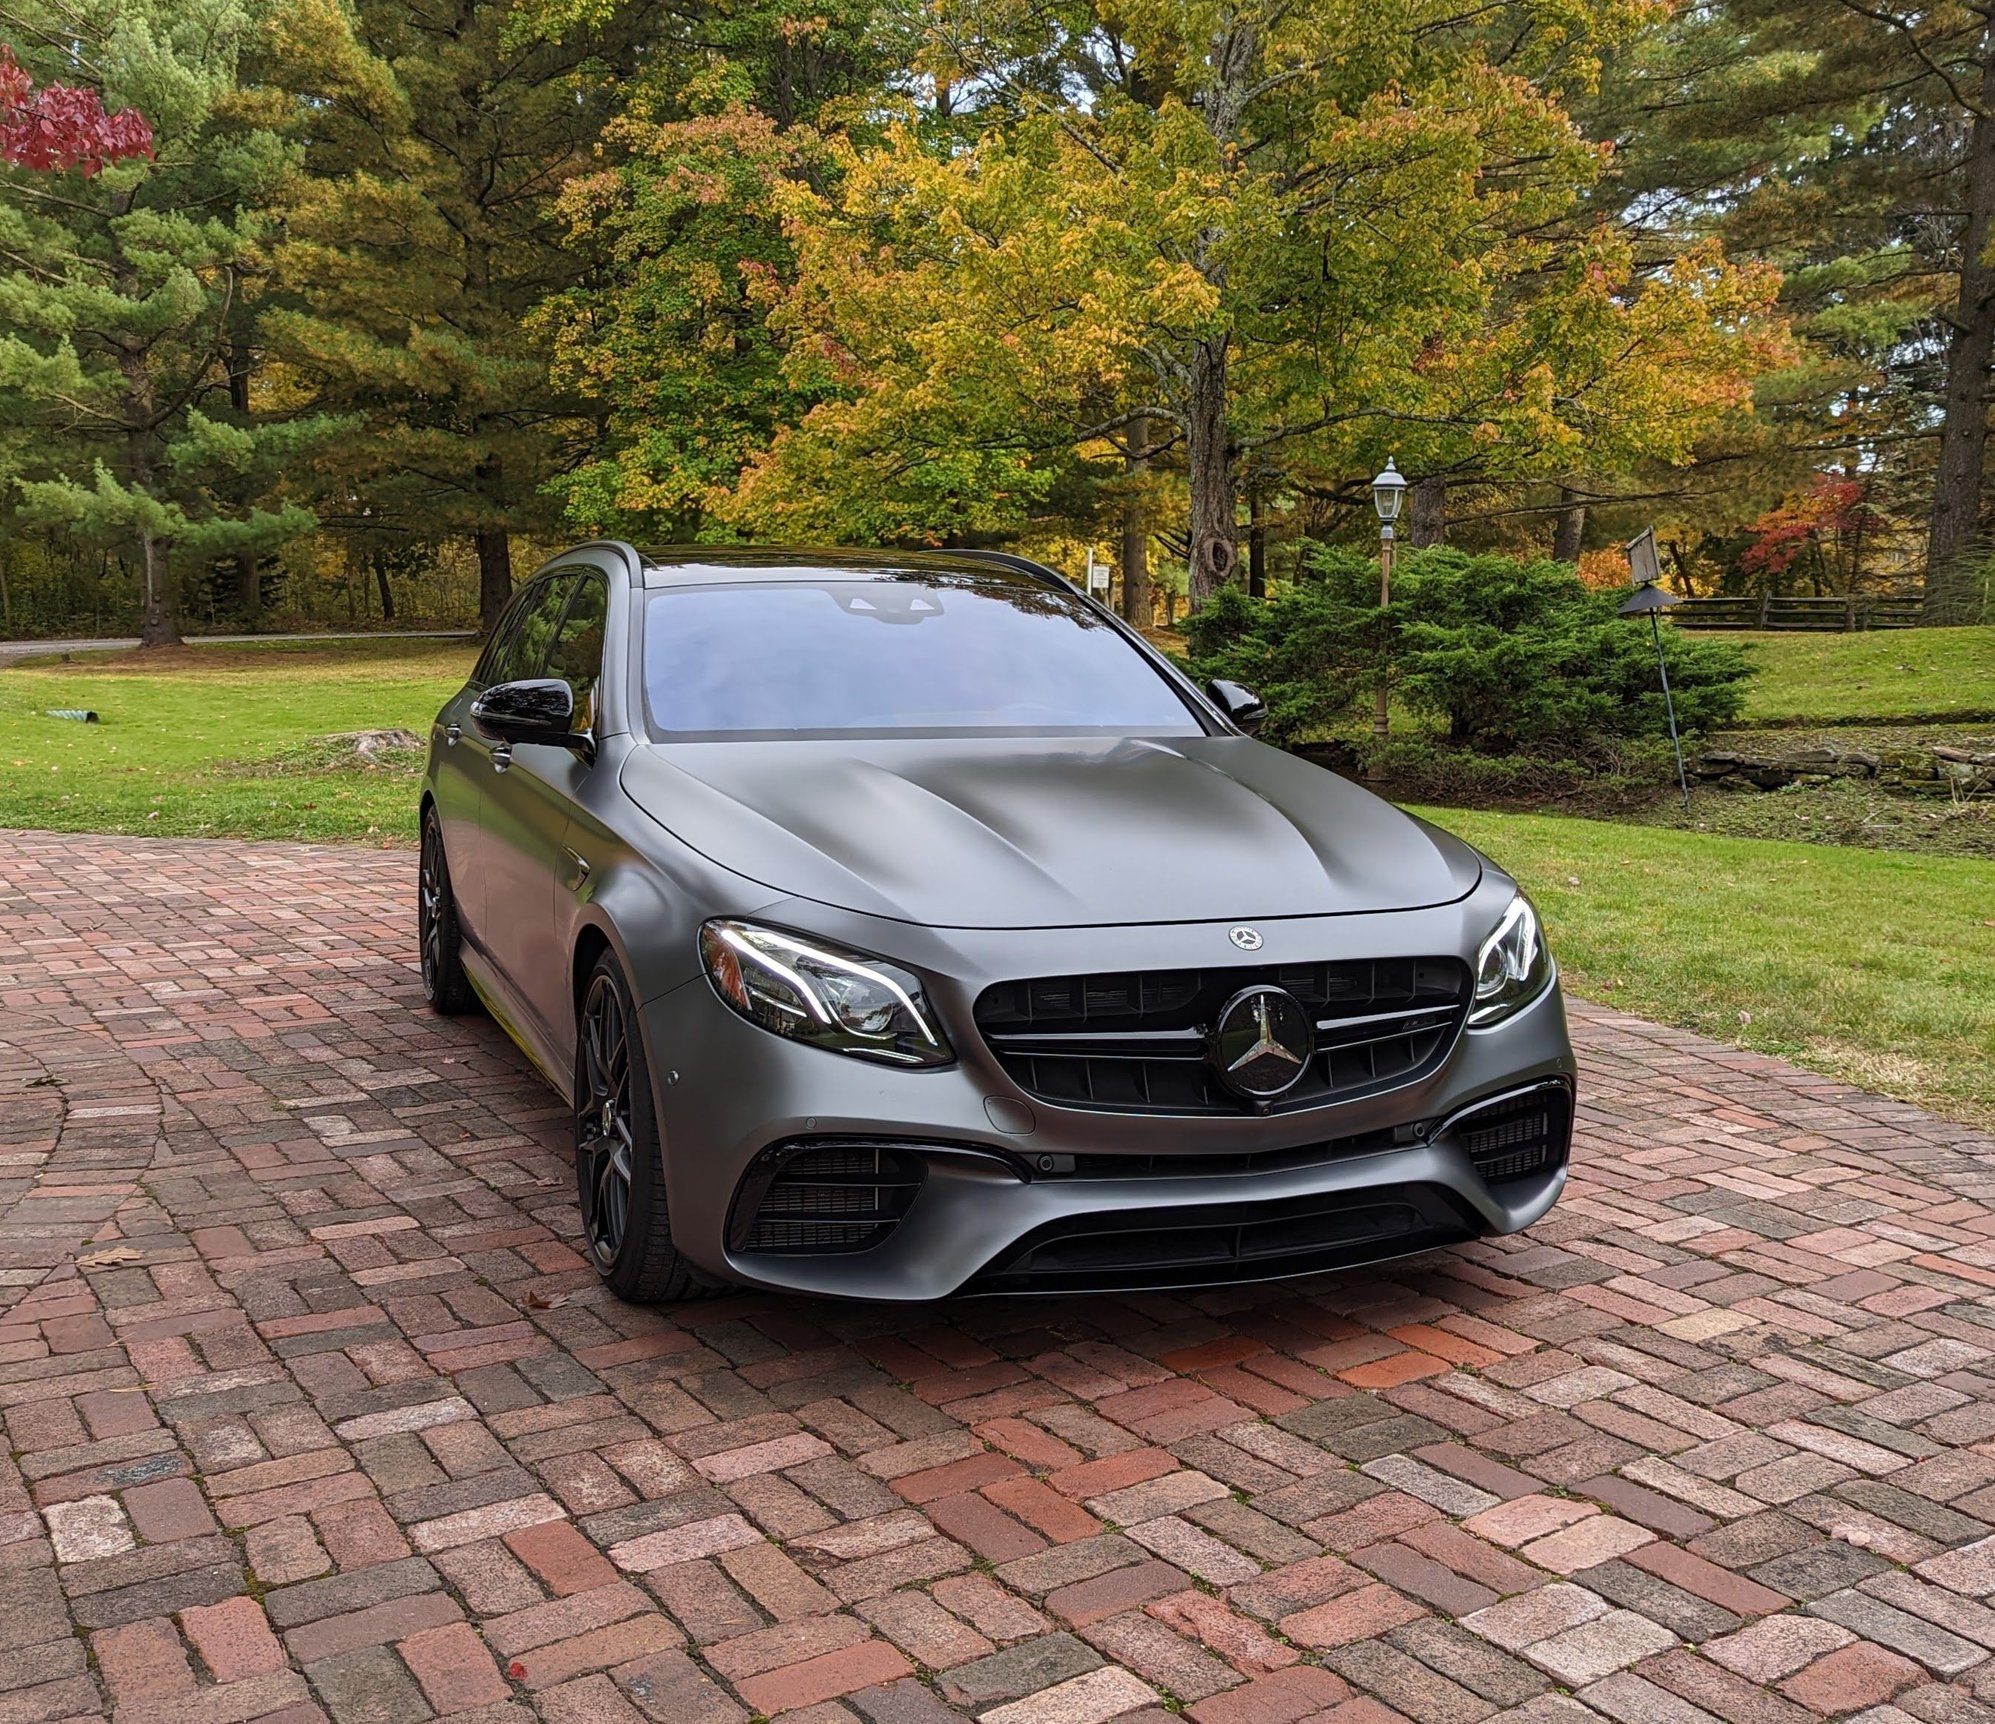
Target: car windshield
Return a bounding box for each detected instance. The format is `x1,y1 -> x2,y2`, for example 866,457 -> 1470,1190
641,573 -> 1205,739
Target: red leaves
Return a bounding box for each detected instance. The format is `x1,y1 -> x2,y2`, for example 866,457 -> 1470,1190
0,45 -> 153,176
1741,476 -> 1878,576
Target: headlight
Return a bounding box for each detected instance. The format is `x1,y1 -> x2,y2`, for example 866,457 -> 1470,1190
1470,894 -> 1553,1027
698,919 -> 953,1067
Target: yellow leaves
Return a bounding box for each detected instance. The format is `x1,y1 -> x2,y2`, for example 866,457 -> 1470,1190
263,0 -> 408,126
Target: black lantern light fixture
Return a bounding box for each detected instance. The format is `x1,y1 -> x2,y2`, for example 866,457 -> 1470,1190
1371,458 -> 1407,533
1369,459 -> 1407,737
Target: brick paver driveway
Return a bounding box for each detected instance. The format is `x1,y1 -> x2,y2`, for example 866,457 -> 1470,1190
6,831 -> 1995,1724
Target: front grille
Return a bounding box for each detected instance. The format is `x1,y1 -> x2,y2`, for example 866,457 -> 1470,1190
1053,1124 -> 1406,1180
728,1140 -> 925,1256
974,958 -> 1471,1116
969,1182 -> 1475,1293
1450,1083 -> 1572,1185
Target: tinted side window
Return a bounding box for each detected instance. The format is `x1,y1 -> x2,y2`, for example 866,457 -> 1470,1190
490,577 -> 574,686
546,573 -> 609,727
474,580 -> 546,686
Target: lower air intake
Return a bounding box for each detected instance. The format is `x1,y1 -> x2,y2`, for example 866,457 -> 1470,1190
729,1140 -> 925,1256
969,1182 -> 1475,1294
1450,1082 -> 1573,1185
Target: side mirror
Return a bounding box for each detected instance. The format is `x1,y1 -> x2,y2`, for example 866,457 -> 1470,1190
471,678 -> 591,755
1206,678 -> 1266,734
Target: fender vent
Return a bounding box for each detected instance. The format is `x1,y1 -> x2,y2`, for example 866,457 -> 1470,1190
1450,1083 -> 1573,1185
729,1140 -> 926,1256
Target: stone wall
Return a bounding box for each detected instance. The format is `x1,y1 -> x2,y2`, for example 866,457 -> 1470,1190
1693,742 -> 1995,794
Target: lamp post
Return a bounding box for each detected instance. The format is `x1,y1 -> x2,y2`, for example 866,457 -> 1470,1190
1371,458 -> 1407,737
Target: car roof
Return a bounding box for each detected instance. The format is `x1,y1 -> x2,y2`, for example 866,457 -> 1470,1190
636,545 -> 1076,590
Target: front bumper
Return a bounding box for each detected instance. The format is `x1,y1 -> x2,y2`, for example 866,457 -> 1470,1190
640,892 -> 1576,1301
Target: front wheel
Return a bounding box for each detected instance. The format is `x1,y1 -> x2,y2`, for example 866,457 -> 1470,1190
418,808 -> 477,1015
575,954 -> 710,1303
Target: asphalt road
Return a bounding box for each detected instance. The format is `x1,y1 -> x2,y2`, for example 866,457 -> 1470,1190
0,628 -> 474,664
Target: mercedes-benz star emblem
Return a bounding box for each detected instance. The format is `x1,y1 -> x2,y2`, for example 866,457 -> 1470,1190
1228,925 -> 1263,951
1209,985 -> 1314,1101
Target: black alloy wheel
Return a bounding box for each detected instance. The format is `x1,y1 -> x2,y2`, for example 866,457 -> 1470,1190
577,969 -> 636,1268
418,808 -> 476,1014
574,953 -> 708,1302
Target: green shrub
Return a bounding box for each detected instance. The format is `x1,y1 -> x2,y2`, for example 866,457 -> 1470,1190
1351,732 -> 1678,807
1187,545 -> 1753,755
1184,577 -> 1375,744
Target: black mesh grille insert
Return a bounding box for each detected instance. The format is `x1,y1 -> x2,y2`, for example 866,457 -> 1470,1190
970,1182 -> 1476,1293
729,1141 -> 925,1256
1057,1125 -> 1404,1181
1451,1083 -> 1573,1185
974,957 -> 1471,1116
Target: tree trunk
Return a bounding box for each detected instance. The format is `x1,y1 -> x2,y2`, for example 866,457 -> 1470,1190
1408,476 -> 1446,548
122,361 -> 180,648
1186,338 -> 1238,610
1926,36 -> 1995,623
476,527 -> 513,635
233,553 -> 260,623
1119,416 -> 1151,629
228,343 -> 261,627
1552,486 -> 1587,564
1248,491 -> 1267,598
129,438 -> 180,648
1665,538 -> 1698,596
373,553 -> 397,622
137,535 -> 179,647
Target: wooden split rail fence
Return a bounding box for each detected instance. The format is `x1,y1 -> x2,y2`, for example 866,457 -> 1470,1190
1670,593 -> 1923,631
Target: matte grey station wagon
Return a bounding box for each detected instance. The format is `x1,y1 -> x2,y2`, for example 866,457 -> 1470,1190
420,543 -> 1576,1303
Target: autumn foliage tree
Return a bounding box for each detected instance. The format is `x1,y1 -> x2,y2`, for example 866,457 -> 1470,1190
703,0 -> 1785,607
529,0 -> 910,544
0,43 -> 151,172
1741,477 -> 1887,594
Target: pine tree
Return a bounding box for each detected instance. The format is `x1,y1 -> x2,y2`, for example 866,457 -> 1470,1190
261,0 -> 676,631
0,3 -> 337,646
1606,0 -> 1995,621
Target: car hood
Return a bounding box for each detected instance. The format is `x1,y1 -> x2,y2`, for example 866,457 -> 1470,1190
620,734 -> 1481,930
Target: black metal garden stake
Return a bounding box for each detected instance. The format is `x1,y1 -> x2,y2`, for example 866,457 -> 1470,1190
1622,529 -> 1691,812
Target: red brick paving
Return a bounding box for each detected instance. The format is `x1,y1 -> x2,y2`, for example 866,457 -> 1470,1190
4,830 -> 1995,1723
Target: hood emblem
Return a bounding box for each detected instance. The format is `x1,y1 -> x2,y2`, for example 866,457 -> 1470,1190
1228,925 -> 1263,951
1210,985 -> 1314,1101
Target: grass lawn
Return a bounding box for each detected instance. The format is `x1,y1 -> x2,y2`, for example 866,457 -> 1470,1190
1421,806 -> 1995,1131
4,637 -> 1991,1132
1736,624 -> 1995,722
0,638 -> 470,843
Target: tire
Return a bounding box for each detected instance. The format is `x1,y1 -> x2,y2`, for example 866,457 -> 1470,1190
574,953 -> 712,1303
418,807 -> 478,1015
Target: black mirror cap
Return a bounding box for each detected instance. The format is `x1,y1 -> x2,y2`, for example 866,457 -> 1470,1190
470,678 -> 590,754
1206,678 -> 1267,734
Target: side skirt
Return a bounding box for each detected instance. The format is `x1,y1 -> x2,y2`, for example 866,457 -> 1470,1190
462,947 -> 573,1106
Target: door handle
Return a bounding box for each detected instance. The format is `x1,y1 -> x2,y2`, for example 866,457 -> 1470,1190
490,744 -> 511,774
444,723 -> 461,747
